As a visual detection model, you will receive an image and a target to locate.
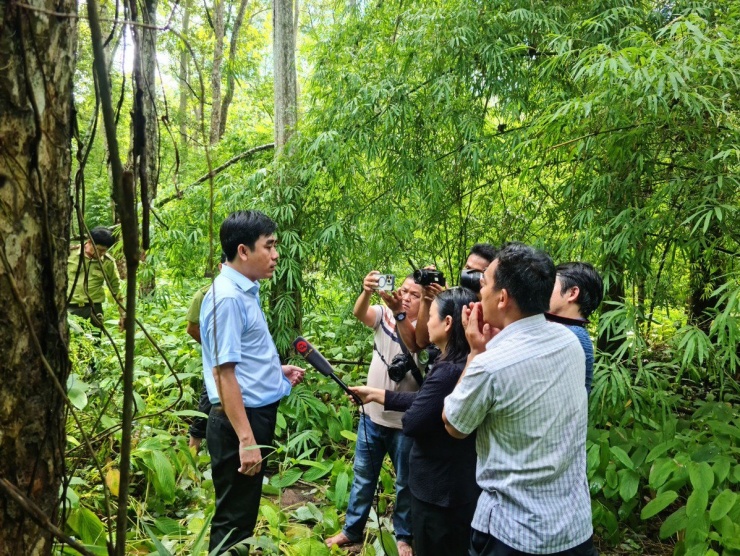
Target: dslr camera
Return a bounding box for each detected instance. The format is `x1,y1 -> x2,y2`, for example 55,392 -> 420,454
413,269 -> 446,287
387,352 -> 417,383
460,269 -> 483,293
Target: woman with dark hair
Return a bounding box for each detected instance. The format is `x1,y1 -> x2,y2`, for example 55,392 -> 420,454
350,287 -> 481,556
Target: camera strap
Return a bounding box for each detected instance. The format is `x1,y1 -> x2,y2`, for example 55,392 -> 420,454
373,339 -> 424,387
397,338 -> 424,386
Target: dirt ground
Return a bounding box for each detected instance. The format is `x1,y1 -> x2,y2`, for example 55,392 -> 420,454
271,485 -> 674,556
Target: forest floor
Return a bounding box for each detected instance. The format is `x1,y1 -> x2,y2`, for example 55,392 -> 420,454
271,485 -> 674,556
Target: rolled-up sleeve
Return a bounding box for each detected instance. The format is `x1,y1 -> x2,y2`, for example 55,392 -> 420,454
444,358 -> 495,436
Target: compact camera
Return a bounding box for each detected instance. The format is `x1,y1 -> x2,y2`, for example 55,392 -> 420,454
413,269 -> 446,287
376,274 -> 395,291
460,269 -> 483,293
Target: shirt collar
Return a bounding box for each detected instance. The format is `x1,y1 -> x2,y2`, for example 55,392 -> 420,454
485,313 -> 547,349
221,265 -> 260,294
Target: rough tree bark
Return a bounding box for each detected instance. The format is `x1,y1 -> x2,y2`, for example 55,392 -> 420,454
274,0 -> 297,151
0,0 -> 76,553
128,0 -> 158,296
209,0 -> 225,144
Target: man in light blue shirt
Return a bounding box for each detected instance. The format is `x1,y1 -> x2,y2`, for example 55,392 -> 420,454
201,210 -> 304,554
443,243 -> 597,556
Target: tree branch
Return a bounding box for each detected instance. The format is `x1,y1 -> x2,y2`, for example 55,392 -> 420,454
156,142 -> 274,207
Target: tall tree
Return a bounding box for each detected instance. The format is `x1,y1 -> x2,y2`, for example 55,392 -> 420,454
178,0 -> 191,155
0,0 -> 76,553
273,0 -> 297,150
209,0 -> 226,144
270,0 -> 301,356
219,0 -> 250,139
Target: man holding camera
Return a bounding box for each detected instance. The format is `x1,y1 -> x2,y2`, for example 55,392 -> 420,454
414,243 -> 498,351
325,272 -> 422,556
443,243 -> 596,556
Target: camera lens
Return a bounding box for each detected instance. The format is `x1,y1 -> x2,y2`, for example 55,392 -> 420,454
460,269 -> 482,293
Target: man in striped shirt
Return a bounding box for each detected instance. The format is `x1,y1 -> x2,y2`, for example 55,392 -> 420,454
443,243 -> 597,556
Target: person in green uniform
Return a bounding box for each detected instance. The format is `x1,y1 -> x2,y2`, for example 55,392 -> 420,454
67,226 -> 125,331
186,252 -> 226,450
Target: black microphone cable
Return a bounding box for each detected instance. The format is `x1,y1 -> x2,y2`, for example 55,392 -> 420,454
293,337 -> 397,555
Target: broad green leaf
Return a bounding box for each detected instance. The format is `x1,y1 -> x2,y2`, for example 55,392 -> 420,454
689,462 -> 714,492
659,507 -> 688,539
67,375 -> 89,410
619,470 -> 640,502
271,467 -> 303,488
66,507 -> 107,546
334,471 -> 349,510
610,446 -> 635,470
686,488 -> 709,518
606,465 -> 618,489
649,459 -> 677,489
646,441 -> 676,463
641,490 -> 679,519
143,450 -> 176,502
709,489 -> 737,521
289,538 -> 331,555
340,430 -> 357,442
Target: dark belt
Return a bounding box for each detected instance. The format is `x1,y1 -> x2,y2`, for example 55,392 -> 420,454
70,302 -> 102,308
211,400 -> 280,412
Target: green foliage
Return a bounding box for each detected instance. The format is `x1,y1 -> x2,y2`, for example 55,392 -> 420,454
587,401 -> 740,553
64,0 -> 740,553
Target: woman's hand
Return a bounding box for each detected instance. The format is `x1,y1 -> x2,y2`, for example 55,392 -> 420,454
349,386 -> 385,405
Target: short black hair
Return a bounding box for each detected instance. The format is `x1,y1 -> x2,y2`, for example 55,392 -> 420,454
434,287 -> 479,362
493,242 -> 555,315
89,226 -> 116,248
469,243 -> 498,264
555,262 -> 604,318
220,210 -> 277,261
220,252 -> 227,264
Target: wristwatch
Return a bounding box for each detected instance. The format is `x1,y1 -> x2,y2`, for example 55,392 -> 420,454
395,312 -> 407,322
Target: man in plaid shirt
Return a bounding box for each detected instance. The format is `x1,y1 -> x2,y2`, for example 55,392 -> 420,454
443,243 -> 597,556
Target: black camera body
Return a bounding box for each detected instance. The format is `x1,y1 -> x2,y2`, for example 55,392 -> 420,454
387,352 -> 417,383
460,269 -> 482,293
413,269 -> 446,287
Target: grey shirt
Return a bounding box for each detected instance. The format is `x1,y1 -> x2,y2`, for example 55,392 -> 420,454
444,314 -> 592,554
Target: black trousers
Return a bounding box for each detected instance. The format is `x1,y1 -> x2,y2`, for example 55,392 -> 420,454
412,494 -> 477,556
188,384 -> 213,440
470,530 -> 599,556
207,402 -> 279,554
68,303 -> 104,330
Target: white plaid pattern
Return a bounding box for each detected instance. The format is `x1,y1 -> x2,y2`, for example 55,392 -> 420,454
444,314 -> 593,554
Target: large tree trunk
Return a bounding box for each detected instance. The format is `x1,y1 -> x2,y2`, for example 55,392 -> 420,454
271,0 -> 301,358
209,0 -> 225,144
128,0 -> 158,294
0,0 -> 76,553
274,0 -> 297,151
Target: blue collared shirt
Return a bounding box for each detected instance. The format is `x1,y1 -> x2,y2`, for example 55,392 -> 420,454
200,265 -> 291,407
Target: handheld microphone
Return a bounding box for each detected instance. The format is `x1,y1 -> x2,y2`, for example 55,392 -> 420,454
293,337 -> 363,405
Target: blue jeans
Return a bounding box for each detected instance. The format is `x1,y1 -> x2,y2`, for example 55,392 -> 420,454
343,413 -> 413,543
